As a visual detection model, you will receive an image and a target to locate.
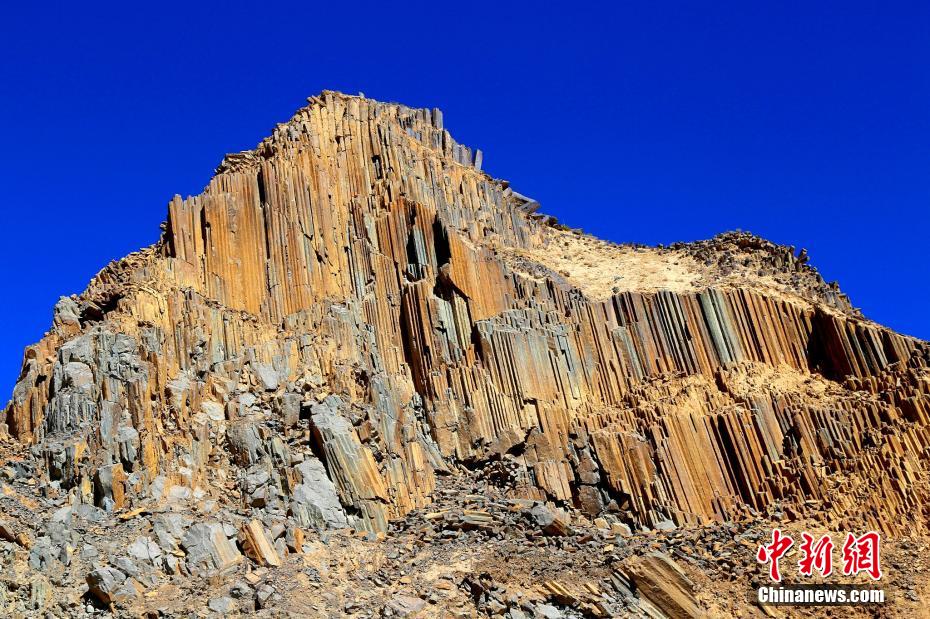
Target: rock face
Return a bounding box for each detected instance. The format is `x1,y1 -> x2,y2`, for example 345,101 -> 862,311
1,91 -> 929,614
4,91 -> 930,535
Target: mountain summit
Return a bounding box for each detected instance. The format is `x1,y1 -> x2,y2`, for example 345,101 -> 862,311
2,92 -> 927,616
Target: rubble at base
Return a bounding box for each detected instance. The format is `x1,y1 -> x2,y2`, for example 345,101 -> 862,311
0,465 -> 928,617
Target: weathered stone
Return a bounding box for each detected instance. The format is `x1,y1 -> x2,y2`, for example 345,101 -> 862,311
86,566 -> 127,605
387,594 -> 426,616
0,90 -> 929,615
226,422 -> 265,467
254,583 -> 276,609
290,458 -> 349,530
623,553 -> 702,619
127,536 -> 162,565
208,595 -> 236,613
93,463 -> 126,511
153,513 -> 188,553
253,364 -> 279,392
238,520 -> 281,567
534,604 -> 563,619
285,526 -> 304,553
278,392 -> 301,428
181,523 -> 242,574
529,505 -> 571,537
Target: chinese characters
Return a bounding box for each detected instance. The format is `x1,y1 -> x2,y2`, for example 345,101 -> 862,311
757,530 -> 882,582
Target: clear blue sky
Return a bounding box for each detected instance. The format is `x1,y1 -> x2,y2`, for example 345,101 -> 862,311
1,2 -> 927,400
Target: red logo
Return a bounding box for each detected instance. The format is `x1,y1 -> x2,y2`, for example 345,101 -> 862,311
798,533 -> 834,577
841,532 -> 882,580
757,530 -> 881,582
757,528 -> 794,582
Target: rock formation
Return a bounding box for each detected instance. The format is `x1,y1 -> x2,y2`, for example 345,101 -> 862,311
1,91 -> 928,617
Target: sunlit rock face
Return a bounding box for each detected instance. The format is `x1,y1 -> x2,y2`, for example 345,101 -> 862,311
4,91 -> 929,542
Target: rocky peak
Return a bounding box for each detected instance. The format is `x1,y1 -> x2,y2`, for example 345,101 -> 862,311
0,92 -> 928,616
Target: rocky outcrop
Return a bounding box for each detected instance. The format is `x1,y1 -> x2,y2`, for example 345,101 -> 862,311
1,92 -> 929,614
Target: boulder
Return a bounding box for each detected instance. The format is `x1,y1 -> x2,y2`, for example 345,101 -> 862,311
181,523 -> 242,574
529,504 -> 571,536
238,520 -> 281,567
86,566 -> 127,605
622,552 -> 702,619
290,458 -> 349,530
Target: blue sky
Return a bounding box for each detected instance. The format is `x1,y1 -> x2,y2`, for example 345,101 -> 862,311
1,1 -> 927,400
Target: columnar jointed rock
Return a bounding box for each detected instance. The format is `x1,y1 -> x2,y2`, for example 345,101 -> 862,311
2,91 -> 929,557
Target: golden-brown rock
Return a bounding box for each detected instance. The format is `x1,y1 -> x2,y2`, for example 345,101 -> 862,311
2,91 -> 928,545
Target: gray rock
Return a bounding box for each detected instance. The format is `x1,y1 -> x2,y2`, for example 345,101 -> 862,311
387,594 -> 426,616
529,504 -> 571,536
654,518 -> 677,532
153,513 -> 188,552
163,555 -> 181,575
44,520 -> 73,548
278,392 -> 301,427
253,363 -> 279,391
72,503 -> 106,523
86,566 -> 127,604
237,392 -> 257,409
53,296 -> 81,329
290,458 -> 348,530
127,537 -> 162,565
63,362 -> 94,390
534,604 -> 563,619
612,521 -> 632,536
201,400 -> 226,422
230,581 -> 253,599
112,556 -> 141,580
181,522 -> 242,574
116,426 -> 140,469
208,596 -> 236,613
245,468 -> 271,489
80,544 -> 99,561
93,464 -> 122,511
50,505 -> 72,524
226,422 -> 266,467
28,538 -> 57,571
255,584 -> 276,609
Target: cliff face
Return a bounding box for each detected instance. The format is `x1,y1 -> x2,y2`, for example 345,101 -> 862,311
5,92 -> 930,543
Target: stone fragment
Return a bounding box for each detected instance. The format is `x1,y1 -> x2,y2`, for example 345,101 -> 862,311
255,583 -> 277,609
534,604 -> 563,619
238,519 -> 281,567
153,513 -> 188,552
181,523 -> 243,574
611,522 -> 632,536
285,526 -> 304,553
127,536 -> 162,565
226,422 -> 266,466
290,457 -> 349,530
529,504 -> 571,536
201,400 -> 226,422
622,553 -> 702,619
208,596 -> 236,613
253,363 -> 279,391
86,566 -> 127,605
387,594 -> 427,616
278,392 -> 301,428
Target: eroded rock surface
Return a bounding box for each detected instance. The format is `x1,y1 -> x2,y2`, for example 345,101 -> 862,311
1,91 -> 928,616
